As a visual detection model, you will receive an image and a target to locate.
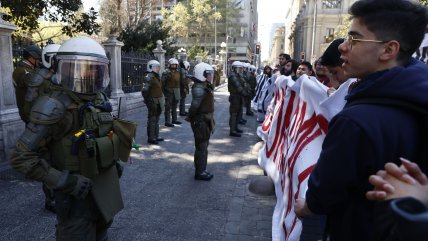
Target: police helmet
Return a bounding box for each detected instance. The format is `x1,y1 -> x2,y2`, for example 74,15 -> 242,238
42,44 -> 60,69
194,62 -> 214,82
147,60 -> 161,73
55,36 -> 110,94
23,45 -> 42,61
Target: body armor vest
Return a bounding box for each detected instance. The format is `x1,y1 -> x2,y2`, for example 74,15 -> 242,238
48,91 -> 132,178
166,71 -> 181,88
228,72 -> 243,95
144,72 -> 163,98
197,84 -> 214,114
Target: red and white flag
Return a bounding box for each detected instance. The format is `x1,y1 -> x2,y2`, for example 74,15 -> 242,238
258,75 -> 354,241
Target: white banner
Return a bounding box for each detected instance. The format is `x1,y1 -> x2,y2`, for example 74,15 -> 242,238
257,75 -> 354,241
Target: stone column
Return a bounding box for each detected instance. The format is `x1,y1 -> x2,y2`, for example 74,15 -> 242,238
102,35 -> 125,99
153,40 -> 166,75
0,11 -> 24,168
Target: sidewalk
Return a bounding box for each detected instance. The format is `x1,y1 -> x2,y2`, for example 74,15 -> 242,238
0,84 -> 275,241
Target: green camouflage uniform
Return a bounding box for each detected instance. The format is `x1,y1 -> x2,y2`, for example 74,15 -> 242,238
188,80 -> 215,175
245,71 -> 257,114
228,72 -> 248,134
10,89 -> 136,241
141,72 -> 164,141
12,61 -> 56,210
179,67 -> 190,115
161,69 -> 181,124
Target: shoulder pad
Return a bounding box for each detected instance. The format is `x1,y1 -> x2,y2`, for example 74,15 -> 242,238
27,68 -> 51,87
30,95 -> 65,125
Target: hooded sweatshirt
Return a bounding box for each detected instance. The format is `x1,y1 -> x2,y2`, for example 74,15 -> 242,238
306,58 -> 428,241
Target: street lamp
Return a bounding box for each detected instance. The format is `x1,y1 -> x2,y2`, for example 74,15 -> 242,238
220,41 -> 227,77
177,47 -> 187,61
214,6 -> 217,59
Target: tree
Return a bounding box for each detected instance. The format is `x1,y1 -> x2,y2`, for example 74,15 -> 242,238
119,19 -> 176,55
419,0 -> 428,6
1,0 -> 100,37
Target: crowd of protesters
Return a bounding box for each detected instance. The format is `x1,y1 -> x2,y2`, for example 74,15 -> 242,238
252,1 -> 428,240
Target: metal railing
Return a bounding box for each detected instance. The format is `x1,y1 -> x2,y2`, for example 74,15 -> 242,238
121,51 -> 152,93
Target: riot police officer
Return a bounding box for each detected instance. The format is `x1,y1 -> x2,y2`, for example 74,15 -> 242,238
10,36 -> 135,241
185,62 -> 215,181
13,44 -> 60,213
162,58 -> 182,127
141,60 -> 165,145
12,44 -> 42,123
179,60 -> 191,116
228,61 -> 248,137
246,65 -> 257,116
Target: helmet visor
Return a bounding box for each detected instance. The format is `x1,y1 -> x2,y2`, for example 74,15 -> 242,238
56,56 -> 110,94
204,70 -> 214,83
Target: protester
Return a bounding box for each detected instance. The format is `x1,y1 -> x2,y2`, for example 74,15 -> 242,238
253,65 -> 273,122
367,158 -> 428,241
314,58 -> 330,87
294,1 -> 428,241
283,59 -> 299,80
296,61 -> 313,78
319,38 -> 348,96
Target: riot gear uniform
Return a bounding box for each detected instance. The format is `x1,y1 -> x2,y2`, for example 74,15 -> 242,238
13,44 -> 58,212
186,62 -> 215,181
228,62 -> 248,137
179,60 -> 191,116
162,58 -> 181,127
142,60 -> 165,145
10,36 -> 136,241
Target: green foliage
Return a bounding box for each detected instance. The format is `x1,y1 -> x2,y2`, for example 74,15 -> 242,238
163,0 -> 237,45
1,0 -> 100,37
334,16 -> 351,39
119,20 -> 176,56
419,0 -> 428,6
187,45 -> 208,60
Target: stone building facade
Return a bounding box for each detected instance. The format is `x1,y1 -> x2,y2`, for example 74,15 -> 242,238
284,0 -> 357,62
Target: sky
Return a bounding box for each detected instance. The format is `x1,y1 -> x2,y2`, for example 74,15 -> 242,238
257,0 -> 287,61
82,0 -> 286,61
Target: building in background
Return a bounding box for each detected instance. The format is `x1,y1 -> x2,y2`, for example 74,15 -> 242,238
269,26 -> 285,66
284,0 -> 356,62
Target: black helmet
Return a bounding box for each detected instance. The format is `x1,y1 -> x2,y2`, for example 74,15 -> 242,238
23,45 -> 42,61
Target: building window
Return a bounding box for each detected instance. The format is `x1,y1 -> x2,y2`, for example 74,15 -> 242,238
322,0 -> 342,9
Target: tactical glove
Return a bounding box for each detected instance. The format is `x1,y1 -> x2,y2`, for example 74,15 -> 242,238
56,171 -> 92,200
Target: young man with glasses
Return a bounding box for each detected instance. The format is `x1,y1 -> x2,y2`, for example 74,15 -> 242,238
295,1 -> 428,241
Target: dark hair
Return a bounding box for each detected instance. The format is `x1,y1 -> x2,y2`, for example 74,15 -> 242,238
349,0 -> 428,64
321,38 -> 345,67
299,61 -> 313,71
279,53 -> 291,61
286,59 -> 299,74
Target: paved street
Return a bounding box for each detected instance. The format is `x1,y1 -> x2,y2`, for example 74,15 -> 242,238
0,84 -> 276,241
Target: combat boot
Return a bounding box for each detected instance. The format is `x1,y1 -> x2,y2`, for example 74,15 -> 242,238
165,123 -> 174,127
236,128 -> 243,133
195,171 -> 213,181
148,139 -> 159,145
172,120 -> 182,125
229,132 -> 241,137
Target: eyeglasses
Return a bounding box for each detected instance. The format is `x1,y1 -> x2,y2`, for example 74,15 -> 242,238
347,35 -> 388,50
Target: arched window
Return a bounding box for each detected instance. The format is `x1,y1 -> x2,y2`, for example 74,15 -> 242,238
322,0 -> 342,9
